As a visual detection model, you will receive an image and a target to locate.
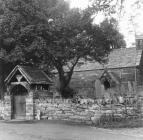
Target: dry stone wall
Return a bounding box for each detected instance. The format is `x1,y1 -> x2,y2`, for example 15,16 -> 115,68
34,99 -> 100,124
34,97 -> 143,124
0,96 -> 11,120
3,96 -> 11,120
0,100 -> 4,119
0,95 -> 143,124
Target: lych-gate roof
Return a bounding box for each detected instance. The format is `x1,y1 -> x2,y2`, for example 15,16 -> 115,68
5,65 -> 53,84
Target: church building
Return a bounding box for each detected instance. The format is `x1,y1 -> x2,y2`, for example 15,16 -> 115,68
70,35 -> 143,99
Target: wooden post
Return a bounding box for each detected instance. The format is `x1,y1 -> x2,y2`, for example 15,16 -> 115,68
135,68 -> 137,95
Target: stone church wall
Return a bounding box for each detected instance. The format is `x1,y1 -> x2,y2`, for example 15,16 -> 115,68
70,67 -> 142,99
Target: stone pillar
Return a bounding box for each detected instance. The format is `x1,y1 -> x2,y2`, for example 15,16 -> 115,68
26,91 -> 34,120
4,95 -> 11,120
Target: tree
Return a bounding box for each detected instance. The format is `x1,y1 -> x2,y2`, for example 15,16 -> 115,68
0,0 -> 126,98
45,13 -> 126,98
100,18 -> 126,48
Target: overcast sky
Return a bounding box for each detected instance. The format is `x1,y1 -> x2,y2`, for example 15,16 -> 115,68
67,0 -> 143,48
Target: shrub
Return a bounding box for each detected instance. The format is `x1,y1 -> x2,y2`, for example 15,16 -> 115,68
61,87 -> 77,99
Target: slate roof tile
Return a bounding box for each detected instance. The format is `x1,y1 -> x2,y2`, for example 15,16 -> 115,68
5,65 -> 53,84
20,66 -> 52,84
74,47 -> 142,71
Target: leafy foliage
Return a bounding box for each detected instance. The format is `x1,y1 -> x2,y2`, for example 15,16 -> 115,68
100,18 -> 126,49
0,0 -> 126,98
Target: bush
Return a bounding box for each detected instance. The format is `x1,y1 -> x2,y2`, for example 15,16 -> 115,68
61,87 -> 76,99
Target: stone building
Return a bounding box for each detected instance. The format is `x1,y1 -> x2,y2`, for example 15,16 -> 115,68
70,35 -> 143,99
4,65 -> 52,120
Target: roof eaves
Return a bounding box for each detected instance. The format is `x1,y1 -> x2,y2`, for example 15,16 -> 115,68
5,65 -> 19,83
30,81 -> 53,84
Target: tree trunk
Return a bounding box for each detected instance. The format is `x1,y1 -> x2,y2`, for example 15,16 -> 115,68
55,60 -> 78,98
58,73 -> 74,98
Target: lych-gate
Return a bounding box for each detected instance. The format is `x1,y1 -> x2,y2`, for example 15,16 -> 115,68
4,65 -> 52,120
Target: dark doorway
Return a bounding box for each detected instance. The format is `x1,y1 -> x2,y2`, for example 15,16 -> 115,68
11,85 -> 28,119
103,79 -> 110,90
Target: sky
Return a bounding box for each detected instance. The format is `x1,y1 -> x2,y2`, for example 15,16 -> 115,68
66,0 -> 143,48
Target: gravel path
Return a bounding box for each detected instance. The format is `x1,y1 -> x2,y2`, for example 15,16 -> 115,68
0,120 -> 143,140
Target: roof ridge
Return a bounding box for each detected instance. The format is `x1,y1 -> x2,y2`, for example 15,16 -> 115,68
18,66 -> 32,83
73,47 -> 142,71
20,65 -> 39,70
111,47 -> 136,51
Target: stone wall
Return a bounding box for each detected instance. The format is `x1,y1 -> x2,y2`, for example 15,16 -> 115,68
0,100 -> 4,119
0,95 -> 143,124
26,91 -> 34,120
34,97 -> 143,124
0,96 -> 11,120
3,96 -> 11,120
34,99 -> 98,124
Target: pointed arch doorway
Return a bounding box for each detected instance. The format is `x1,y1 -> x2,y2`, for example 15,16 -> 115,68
11,85 -> 28,119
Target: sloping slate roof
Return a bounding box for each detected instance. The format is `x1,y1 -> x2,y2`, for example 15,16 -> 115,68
72,69 -> 104,81
5,65 -> 52,84
74,47 -> 142,71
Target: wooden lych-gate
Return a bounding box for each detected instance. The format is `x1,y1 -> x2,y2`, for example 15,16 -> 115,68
4,65 -> 52,120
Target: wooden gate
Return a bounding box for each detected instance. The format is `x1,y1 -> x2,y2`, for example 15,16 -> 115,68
13,95 -> 26,119
11,85 -> 27,119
